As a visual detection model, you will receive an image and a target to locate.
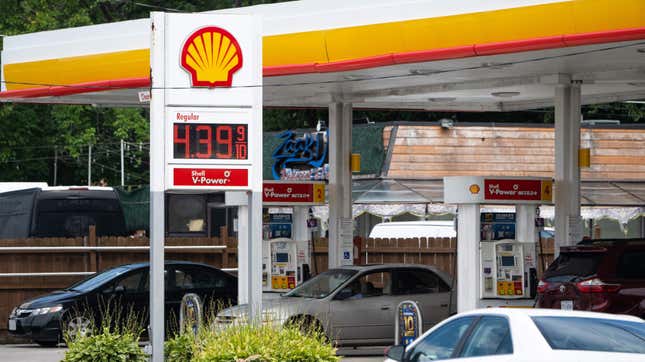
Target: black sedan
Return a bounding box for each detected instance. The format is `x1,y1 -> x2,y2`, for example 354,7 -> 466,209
8,261 -> 237,346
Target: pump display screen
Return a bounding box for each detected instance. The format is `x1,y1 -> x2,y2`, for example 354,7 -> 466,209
275,253 -> 289,263
173,123 -> 248,160
501,256 -> 515,267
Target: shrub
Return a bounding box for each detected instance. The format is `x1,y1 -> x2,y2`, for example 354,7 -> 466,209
62,327 -> 147,362
62,300 -> 147,362
193,323 -> 340,362
165,332 -> 196,362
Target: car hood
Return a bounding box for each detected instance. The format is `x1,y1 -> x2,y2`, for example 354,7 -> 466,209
19,290 -> 80,309
218,296 -> 320,320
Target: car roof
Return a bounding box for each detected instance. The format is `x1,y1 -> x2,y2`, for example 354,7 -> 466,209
457,307 -> 644,323
330,264 -> 452,283
110,260 -> 220,270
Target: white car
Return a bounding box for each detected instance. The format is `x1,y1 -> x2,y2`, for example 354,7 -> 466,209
385,308 -> 645,362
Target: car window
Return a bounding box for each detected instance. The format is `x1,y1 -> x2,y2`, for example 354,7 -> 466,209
406,316 -> 476,361
460,316 -> 513,357
174,269 -> 195,290
345,271 -> 392,299
68,266 -> 130,292
532,316 -> 645,354
284,269 -> 356,299
104,270 -> 145,294
617,251 -> 645,279
543,253 -> 603,282
393,269 -> 449,295
174,267 -> 229,290
141,269 -> 168,292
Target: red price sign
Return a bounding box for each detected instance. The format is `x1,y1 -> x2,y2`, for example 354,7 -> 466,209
173,123 -> 248,160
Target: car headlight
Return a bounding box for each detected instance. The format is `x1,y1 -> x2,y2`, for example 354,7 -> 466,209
33,305 -> 63,315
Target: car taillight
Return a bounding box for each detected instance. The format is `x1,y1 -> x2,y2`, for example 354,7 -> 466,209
575,278 -> 621,293
537,280 -> 548,294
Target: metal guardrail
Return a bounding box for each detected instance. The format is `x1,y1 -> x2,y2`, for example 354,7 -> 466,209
0,245 -> 237,277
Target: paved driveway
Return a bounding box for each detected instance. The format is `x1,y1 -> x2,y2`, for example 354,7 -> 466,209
0,344 -> 384,361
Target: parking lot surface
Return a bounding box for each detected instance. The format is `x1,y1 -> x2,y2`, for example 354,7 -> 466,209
0,344 -> 384,362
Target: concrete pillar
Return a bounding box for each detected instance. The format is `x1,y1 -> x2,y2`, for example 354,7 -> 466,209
554,81 -> 583,256
237,203 -> 249,304
328,102 -> 353,268
457,204 -> 480,312
516,205 -> 537,243
292,206 -> 309,241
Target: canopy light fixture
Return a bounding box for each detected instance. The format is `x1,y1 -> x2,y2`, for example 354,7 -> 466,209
342,74 -> 366,81
481,62 -> 511,70
491,91 -> 520,98
428,97 -> 457,102
409,69 -> 440,76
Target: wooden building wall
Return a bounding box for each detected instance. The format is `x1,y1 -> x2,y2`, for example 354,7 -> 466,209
384,125 -> 645,180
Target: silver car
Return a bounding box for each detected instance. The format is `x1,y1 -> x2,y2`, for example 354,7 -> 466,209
216,264 -> 455,346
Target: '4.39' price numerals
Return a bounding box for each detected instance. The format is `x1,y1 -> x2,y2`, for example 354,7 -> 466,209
173,123 -> 248,160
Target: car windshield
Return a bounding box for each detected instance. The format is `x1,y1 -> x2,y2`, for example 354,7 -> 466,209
67,266 -> 132,292
284,269 -> 357,299
543,252 -> 603,282
532,316 -> 645,354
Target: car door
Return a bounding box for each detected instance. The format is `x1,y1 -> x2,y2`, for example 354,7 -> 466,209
99,268 -> 148,321
392,268 -> 451,332
329,269 -> 395,344
169,265 -> 237,318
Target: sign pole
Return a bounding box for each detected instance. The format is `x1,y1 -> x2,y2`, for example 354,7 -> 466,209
149,12 -> 166,362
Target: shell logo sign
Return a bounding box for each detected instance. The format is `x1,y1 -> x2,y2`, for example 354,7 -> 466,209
180,27 -> 243,88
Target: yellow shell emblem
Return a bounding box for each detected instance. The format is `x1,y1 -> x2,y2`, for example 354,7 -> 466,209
181,27 -> 243,88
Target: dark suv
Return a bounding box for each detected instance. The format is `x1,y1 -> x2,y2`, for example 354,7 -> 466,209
536,239 -> 645,318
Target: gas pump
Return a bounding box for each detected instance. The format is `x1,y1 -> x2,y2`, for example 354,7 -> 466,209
262,209 -> 311,292
262,237 -> 310,291
480,239 -> 537,299
479,213 -> 537,300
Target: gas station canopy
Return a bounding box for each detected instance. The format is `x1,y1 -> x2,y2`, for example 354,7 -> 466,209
2,0 -> 645,110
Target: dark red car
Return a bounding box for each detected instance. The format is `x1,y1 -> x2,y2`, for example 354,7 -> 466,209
536,239 -> 645,318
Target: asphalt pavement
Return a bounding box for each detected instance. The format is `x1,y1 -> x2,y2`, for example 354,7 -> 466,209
0,344 -> 384,361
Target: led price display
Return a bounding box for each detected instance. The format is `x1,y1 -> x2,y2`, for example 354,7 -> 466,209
173,123 -> 248,160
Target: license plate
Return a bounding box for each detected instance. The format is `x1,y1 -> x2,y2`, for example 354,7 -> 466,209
8,319 -> 16,331
561,300 -> 573,311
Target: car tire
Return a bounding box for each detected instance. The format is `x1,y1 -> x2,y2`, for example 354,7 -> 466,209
61,314 -> 94,342
34,340 -> 59,347
286,316 -> 326,339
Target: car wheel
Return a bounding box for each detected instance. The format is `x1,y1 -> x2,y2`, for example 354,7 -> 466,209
62,314 -> 94,342
34,340 -> 58,347
286,316 -> 326,339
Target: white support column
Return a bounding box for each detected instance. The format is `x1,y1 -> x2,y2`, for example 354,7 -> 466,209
328,102 -> 353,268
247,191 -> 263,321
237,203 -> 249,304
457,204 -> 480,313
292,206 -> 309,241
516,205 -> 537,243
148,12 -> 165,362
554,80 -> 582,256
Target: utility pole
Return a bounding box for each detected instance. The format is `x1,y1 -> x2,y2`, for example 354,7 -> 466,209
88,144 -> 92,186
120,139 -> 125,186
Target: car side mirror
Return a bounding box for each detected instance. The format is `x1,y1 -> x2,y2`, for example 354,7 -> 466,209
335,287 -> 353,300
385,345 -> 406,362
114,285 -> 126,294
